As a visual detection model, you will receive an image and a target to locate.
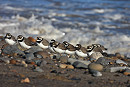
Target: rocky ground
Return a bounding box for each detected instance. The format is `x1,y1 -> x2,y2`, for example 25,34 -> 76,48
0,36 -> 130,87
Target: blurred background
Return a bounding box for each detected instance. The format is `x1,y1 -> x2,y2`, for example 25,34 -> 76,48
0,0 -> 130,56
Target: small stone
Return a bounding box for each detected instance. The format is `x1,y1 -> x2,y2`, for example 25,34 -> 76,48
33,67 -> 44,72
23,64 -> 28,67
21,78 -> 30,83
110,66 -> 127,72
38,60 -> 47,67
73,61 -> 88,69
59,56 -> 68,63
109,62 -> 114,65
25,53 -> 35,60
50,70 -> 57,73
4,59 -> 10,64
59,64 -> 67,69
34,51 -> 50,58
30,62 -> 35,65
123,69 -> 130,76
10,59 -> 16,64
89,52 -> 104,60
88,63 -> 103,71
19,73 -> 25,78
116,59 -> 127,65
89,69 -> 102,77
95,57 -> 110,65
66,65 -> 74,69
21,61 -> 26,65
34,60 -> 42,66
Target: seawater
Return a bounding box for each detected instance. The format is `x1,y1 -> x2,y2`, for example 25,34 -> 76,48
0,0 -> 130,57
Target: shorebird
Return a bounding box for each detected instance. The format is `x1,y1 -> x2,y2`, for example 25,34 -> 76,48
48,39 -> 59,53
92,44 -> 107,52
75,44 -> 88,58
4,33 -> 17,45
86,44 -> 107,56
63,41 -> 76,57
53,42 -> 66,55
36,37 -> 49,49
17,35 -> 35,49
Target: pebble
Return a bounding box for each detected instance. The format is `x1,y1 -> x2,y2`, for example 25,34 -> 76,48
66,65 -> 74,69
30,62 -> 36,65
116,59 -> 127,65
3,59 -> 10,64
2,45 -> 24,57
21,78 -> 30,83
73,61 -> 88,69
110,66 -> 127,72
67,58 -> 91,65
34,51 -> 50,58
59,56 -> 68,63
88,63 -> 103,71
89,69 -> 102,77
59,64 -> 67,69
33,67 -> 44,72
10,59 -> 17,64
95,57 -> 111,65
89,52 -> 104,60
39,60 -> 47,66
23,64 -> 28,67
25,53 -> 35,60
123,69 -> 130,76
21,60 -> 26,65
50,70 -> 57,73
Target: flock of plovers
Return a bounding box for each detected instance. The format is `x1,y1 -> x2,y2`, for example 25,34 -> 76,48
4,33 -> 108,59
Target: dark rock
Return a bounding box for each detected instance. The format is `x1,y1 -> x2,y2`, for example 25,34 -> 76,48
2,44 -> 24,57
34,60 -> 42,66
24,46 -> 43,54
25,59 -> 32,64
50,70 -> 57,73
33,67 -> 44,72
73,61 -> 88,69
70,77 -> 81,81
95,57 -> 110,65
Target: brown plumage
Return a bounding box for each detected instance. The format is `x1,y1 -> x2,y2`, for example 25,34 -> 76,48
75,44 -> 87,53
67,44 -> 76,51
57,43 -> 66,50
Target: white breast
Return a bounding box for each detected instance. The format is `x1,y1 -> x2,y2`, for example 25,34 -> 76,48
37,43 -> 48,49
54,47 -> 65,54
65,50 -> 75,55
88,51 -> 94,56
19,42 -> 31,49
75,50 -> 88,57
5,39 -> 15,45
